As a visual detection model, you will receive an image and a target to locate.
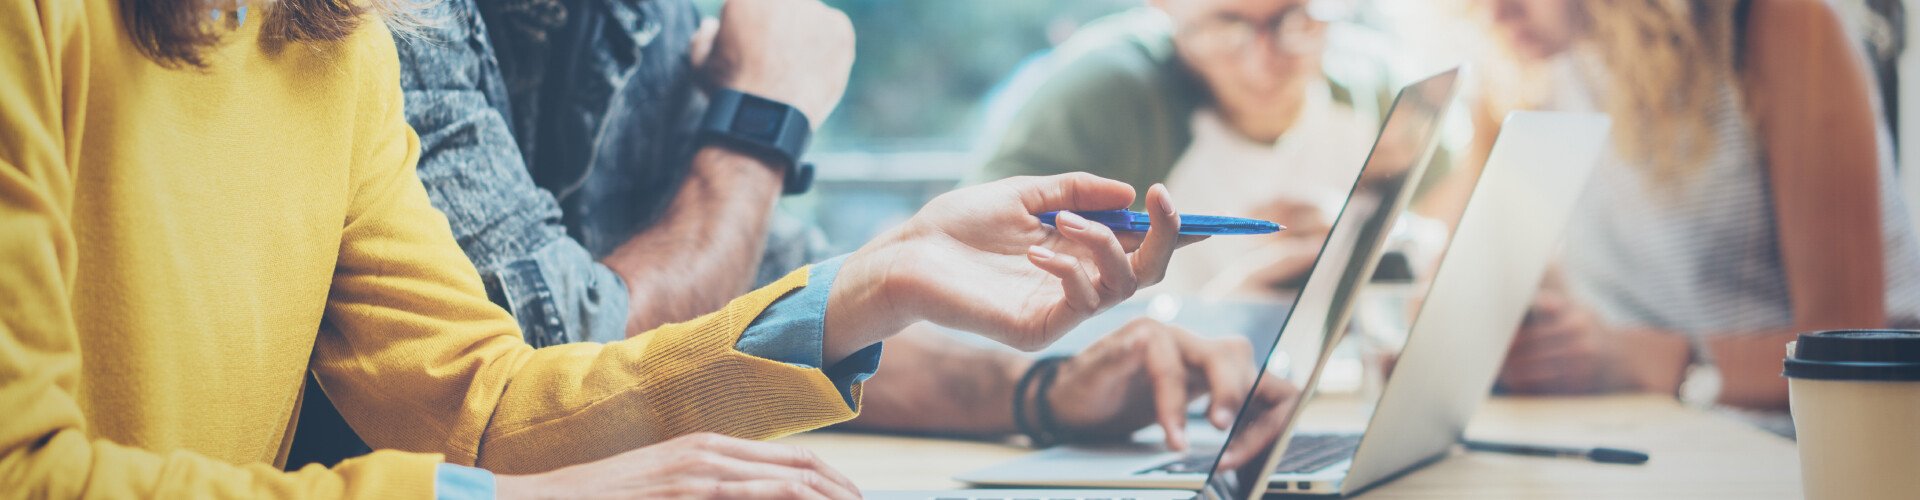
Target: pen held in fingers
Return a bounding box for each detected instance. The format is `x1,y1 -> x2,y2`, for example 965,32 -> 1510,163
1038,210 -> 1283,236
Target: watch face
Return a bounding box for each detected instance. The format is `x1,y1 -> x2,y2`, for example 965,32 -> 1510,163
733,94 -> 787,142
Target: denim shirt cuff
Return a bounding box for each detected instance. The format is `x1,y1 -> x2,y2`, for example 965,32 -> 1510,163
435,463 -> 495,500
737,255 -> 882,409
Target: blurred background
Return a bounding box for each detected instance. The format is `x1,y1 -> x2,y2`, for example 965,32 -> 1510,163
687,0 -> 1916,256
682,0 -> 1920,438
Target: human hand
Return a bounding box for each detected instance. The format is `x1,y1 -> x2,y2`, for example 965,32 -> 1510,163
1214,369 -> 1300,471
695,0 -> 855,125
1044,317 -> 1256,451
1044,317 -> 1302,470
1197,199 -> 1331,295
826,174 -> 1188,359
1497,290 -> 1616,394
493,433 -> 860,500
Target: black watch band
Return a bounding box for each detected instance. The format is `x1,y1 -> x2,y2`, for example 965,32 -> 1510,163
699,87 -> 815,195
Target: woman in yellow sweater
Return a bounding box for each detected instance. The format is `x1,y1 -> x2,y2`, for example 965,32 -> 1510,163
0,0 -> 1187,498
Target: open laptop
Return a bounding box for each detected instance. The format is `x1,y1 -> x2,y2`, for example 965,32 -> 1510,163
947,109 -> 1612,497
939,67 -> 1462,493
1244,110 -> 1612,496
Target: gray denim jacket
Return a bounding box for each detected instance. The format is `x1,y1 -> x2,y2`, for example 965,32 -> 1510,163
396,0 -> 827,346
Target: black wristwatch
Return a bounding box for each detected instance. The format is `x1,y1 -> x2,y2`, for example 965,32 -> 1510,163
698,87 -> 815,195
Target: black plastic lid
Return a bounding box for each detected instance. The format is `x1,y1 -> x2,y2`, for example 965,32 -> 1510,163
1781,330 -> 1920,381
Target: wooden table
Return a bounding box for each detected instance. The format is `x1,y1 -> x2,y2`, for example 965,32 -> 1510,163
773,394 -> 1803,499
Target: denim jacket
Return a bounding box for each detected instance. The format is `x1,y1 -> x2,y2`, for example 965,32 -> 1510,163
396,0 -> 829,346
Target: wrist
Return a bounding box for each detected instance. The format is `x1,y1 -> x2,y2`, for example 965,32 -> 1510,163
697,88 -> 815,195
984,355 -> 1037,435
491,474 -> 544,500
1601,329 -> 1692,394
1012,356 -> 1073,447
691,146 -> 785,201
824,242 -> 914,363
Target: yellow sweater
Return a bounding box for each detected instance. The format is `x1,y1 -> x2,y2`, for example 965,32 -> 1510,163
0,2 -> 858,498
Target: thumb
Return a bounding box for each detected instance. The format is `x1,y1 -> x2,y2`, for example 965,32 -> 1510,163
999,172 -> 1136,215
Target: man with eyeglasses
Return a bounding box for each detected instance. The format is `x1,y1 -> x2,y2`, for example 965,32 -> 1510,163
970,0 -> 1398,295
823,0 -> 1383,470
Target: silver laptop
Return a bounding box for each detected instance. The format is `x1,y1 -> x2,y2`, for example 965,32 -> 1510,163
1246,110 -> 1612,497
946,109 -> 1611,498
931,67 -> 1463,494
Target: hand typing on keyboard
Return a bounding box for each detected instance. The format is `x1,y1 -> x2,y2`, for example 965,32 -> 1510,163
1140,434 -> 1361,476
1041,317 -> 1302,471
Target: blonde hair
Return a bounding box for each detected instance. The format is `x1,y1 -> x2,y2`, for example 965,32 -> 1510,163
1479,0 -> 1740,186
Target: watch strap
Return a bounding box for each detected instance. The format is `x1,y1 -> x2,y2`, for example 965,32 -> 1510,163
700,88 -> 814,195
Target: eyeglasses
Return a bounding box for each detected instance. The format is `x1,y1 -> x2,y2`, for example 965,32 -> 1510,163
1177,1 -> 1350,56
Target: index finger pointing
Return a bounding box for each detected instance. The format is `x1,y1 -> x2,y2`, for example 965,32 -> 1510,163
1143,331 -> 1192,451
1189,337 -> 1255,430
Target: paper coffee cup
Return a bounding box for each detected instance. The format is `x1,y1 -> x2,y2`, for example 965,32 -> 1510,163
1783,330 -> 1920,500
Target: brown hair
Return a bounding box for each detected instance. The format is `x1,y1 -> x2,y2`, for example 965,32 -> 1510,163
1576,0 -> 1740,186
1473,0 -> 1739,186
121,0 -> 429,69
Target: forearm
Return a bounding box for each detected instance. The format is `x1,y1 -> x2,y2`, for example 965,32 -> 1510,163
836,324 -> 1032,436
601,147 -> 785,335
1600,328 -> 1693,395
1650,325 -> 1866,412
462,269 -> 858,473
1724,0 -> 1886,412
1697,330 -> 1796,411
1609,326 -> 1859,411
1706,318 -> 1886,411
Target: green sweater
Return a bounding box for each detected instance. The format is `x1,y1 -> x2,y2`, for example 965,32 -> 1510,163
971,9 -> 1397,209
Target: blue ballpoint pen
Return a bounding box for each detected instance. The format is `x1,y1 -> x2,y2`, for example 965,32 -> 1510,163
1038,210 -> 1283,236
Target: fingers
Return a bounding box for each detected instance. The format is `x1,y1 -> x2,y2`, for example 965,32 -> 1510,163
1500,367 -> 1584,394
1050,211 -> 1137,307
1193,337 -> 1256,430
1005,172 -> 1137,216
709,480 -> 835,500
1131,184 -> 1182,286
1499,349 -> 1599,393
696,455 -> 862,500
1218,378 -> 1301,471
678,433 -> 862,498
1506,315 -> 1596,364
1152,324 -> 1254,431
1142,331 -> 1192,451
1028,246 -> 1100,316
1506,336 -> 1591,366
1173,234 -> 1211,250
1106,231 -> 1206,255
1505,328 -> 1575,362
1524,291 -> 1571,326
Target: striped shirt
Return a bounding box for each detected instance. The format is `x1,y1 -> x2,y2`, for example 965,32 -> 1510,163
1545,54 -> 1920,338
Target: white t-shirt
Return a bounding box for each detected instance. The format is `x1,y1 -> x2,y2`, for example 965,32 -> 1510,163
1159,79 -> 1380,294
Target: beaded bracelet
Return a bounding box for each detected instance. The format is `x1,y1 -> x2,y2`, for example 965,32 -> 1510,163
1012,355 -> 1072,448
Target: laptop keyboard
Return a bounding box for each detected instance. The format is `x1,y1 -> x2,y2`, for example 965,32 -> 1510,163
1137,433 -> 1362,475
931,497 -> 1160,500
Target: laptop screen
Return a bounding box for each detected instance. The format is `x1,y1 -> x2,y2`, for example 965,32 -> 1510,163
1199,67 -> 1461,500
